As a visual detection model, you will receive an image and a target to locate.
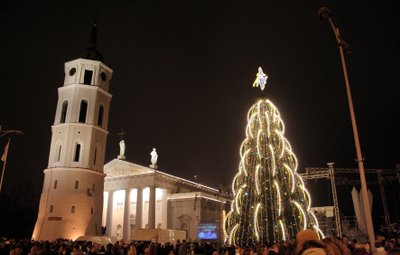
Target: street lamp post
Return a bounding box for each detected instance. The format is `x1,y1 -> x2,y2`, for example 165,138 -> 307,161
318,7 -> 375,251
0,125 -> 24,192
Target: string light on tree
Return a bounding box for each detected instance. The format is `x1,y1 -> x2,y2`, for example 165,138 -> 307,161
224,67 -> 323,247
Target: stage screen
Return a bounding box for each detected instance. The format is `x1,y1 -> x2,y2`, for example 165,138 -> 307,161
197,223 -> 217,239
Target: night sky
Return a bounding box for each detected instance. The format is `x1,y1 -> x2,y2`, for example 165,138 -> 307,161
0,0 -> 399,237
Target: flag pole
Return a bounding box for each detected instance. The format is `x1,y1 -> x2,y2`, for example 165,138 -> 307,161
0,138 -> 10,192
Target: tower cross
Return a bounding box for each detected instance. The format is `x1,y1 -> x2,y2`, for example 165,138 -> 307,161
117,128 -> 126,141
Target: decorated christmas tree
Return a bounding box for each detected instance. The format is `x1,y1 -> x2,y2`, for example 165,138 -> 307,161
223,68 -> 323,247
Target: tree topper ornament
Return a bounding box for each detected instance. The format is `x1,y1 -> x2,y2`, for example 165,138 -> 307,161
252,67 -> 268,91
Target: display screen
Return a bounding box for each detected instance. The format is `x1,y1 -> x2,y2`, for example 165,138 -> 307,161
198,223 -> 217,239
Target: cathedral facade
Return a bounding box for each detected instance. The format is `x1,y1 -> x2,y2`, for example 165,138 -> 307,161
103,157 -> 229,243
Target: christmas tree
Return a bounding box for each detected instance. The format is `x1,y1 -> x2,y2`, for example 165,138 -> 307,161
223,68 -> 323,247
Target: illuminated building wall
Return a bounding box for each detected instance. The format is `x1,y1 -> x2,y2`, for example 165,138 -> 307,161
103,159 -> 230,242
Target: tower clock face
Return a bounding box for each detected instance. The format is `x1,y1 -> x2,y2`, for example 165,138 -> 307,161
69,68 -> 76,76
101,72 -> 107,81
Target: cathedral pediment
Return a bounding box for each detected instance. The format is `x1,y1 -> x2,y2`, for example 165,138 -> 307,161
104,159 -> 155,177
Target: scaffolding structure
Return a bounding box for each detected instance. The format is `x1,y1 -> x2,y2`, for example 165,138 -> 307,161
300,163 -> 400,238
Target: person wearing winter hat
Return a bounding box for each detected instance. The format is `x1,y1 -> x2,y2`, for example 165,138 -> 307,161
294,229 -> 327,255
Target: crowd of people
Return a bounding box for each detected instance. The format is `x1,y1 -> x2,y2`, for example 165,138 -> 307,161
1,230 -> 400,255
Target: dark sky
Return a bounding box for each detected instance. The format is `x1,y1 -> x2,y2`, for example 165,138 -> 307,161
0,0 -> 399,225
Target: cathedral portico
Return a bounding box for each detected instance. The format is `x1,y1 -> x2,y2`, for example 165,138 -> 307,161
103,158 -> 230,242
102,185 -> 167,239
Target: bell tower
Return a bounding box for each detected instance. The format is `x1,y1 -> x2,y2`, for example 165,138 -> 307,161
32,23 -> 113,240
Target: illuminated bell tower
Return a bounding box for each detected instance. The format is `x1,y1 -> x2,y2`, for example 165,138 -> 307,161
32,23 -> 113,240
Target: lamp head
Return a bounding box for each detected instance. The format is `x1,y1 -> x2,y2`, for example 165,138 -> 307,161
318,6 -> 332,20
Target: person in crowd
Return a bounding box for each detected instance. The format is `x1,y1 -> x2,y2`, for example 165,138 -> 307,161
283,242 -> 295,255
322,237 -> 351,255
28,245 -> 39,255
226,245 -> 235,255
277,243 -> 288,255
269,244 -> 279,255
38,242 -> 56,255
9,245 -> 23,255
258,246 -> 268,255
352,241 -> 369,255
385,240 -> 397,251
351,239 -> 358,252
342,235 -> 353,253
128,245 -> 137,255
105,243 -> 113,255
72,245 -> 85,255
174,241 -> 181,255
294,229 -> 326,255
387,248 -> 400,255
374,241 -> 387,255
85,243 -> 95,255
204,242 -> 216,255
242,248 -> 252,255
177,240 -> 187,255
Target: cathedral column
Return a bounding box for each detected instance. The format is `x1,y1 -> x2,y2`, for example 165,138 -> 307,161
148,186 -> 156,229
106,190 -> 114,235
135,188 -> 143,230
123,189 -> 131,240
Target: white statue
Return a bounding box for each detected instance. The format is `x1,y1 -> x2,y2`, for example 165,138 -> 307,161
150,148 -> 158,168
252,67 -> 268,91
118,140 -> 126,159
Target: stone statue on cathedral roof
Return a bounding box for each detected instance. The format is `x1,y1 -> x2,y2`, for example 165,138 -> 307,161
150,148 -> 158,169
118,140 -> 126,160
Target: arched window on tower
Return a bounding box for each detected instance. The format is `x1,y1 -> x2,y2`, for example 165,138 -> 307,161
78,100 -> 88,123
74,144 -> 81,162
98,105 -> 104,126
94,147 -> 97,166
83,70 -> 93,85
60,101 -> 68,123
87,188 -> 92,196
78,100 -> 87,123
57,145 -> 62,162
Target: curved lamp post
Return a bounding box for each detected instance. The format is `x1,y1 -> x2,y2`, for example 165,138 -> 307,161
318,7 -> 375,251
0,125 -> 24,192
